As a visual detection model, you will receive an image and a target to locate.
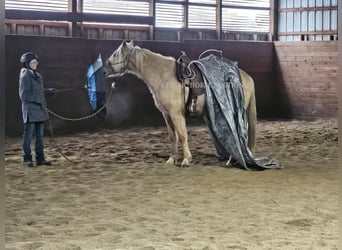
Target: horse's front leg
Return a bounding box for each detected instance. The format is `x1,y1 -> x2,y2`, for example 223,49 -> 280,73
170,113 -> 192,167
162,113 -> 178,165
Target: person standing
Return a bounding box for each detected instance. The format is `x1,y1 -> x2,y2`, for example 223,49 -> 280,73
19,52 -> 54,167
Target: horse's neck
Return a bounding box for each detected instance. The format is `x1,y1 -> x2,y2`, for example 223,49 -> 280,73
127,49 -> 176,90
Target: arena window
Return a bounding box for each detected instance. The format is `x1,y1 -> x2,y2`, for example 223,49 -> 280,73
5,0 -> 68,12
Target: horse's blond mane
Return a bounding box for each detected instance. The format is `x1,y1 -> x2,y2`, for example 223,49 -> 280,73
136,47 -> 175,62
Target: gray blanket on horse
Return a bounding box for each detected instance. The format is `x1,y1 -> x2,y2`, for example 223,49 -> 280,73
195,54 -> 281,170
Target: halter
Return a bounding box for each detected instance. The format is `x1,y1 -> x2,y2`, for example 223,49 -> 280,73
106,57 -> 126,78
106,49 -> 134,78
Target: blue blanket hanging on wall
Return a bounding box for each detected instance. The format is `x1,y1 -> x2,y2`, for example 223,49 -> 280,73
86,53 -> 107,119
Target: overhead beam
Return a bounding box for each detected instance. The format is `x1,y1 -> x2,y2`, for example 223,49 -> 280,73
68,0 -> 78,37
184,0 -> 189,29
216,0 -> 222,40
149,0 -> 155,40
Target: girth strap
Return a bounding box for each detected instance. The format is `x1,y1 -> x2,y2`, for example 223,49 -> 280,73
176,52 -> 205,116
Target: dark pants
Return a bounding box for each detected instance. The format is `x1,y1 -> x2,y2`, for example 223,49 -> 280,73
22,122 -> 45,162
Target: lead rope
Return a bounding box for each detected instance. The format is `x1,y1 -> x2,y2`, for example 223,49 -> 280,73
42,84 -> 115,164
46,117 -> 77,163
43,84 -> 114,121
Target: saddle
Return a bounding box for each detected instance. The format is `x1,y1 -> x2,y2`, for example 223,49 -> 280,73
176,52 -> 205,116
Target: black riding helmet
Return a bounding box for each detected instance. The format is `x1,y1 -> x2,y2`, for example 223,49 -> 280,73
20,52 -> 39,68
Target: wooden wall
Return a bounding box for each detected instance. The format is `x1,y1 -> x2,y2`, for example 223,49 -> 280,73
274,41 -> 338,119
6,35 -> 338,136
5,35 -> 275,136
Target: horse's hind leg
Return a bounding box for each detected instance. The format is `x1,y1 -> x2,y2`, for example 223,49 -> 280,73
162,113 -> 178,165
170,113 -> 192,167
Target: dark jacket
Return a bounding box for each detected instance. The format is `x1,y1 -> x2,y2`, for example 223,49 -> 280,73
19,68 -> 49,123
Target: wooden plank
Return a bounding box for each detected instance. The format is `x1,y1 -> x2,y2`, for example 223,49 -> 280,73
282,83 -> 337,90
278,31 -> 337,35
16,25 -> 40,35
278,68 -> 337,75
275,47 -> 338,54
288,100 -> 338,106
275,50 -> 338,56
288,100 -> 338,107
6,19 -> 69,27
44,26 -> 68,36
277,61 -> 337,67
279,76 -> 337,83
274,41 -> 338,47
289,103 -> 338,111
278,69 -> 337,77
277,68 -> 338,75
288,92 -> 337,99
275,56 -> 337,62
276,49 -> 338,56
277,70 -> 337,79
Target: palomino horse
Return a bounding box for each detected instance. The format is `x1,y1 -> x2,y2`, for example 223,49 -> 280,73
105,40 -> 257,167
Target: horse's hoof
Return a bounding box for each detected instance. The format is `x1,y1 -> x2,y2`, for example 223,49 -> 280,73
180,159 -> 190,168
166,157 -> 176,165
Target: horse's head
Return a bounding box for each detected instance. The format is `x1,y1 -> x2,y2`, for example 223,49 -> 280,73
105,40 -> 134,78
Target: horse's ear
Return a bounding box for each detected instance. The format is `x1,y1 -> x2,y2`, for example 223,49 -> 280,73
126,40 -> 134,48
122,40 -> 134,49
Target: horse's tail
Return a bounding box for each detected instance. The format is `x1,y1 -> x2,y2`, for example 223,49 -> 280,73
247,86 -> 257,154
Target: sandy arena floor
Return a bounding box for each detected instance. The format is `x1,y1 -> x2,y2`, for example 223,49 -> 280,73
5,119 -> 338,249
